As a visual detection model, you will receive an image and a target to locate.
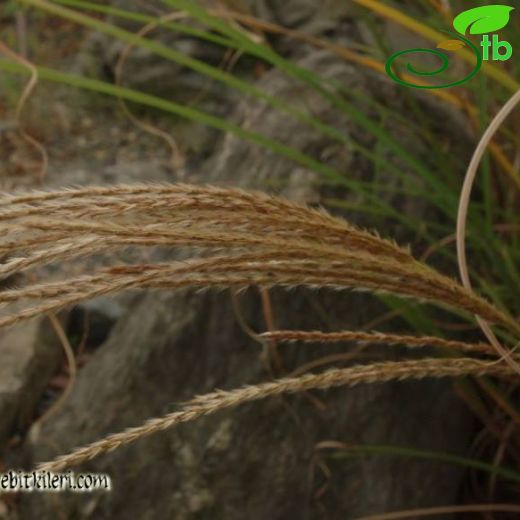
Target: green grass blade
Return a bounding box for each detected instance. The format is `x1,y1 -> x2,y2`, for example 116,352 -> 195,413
53,0 -> 237,48
332,444 -> 520,485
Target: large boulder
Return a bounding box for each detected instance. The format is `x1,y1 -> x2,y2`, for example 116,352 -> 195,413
22,289 -> 475,519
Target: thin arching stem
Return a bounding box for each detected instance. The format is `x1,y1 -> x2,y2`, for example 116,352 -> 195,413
456,89 -> 520,373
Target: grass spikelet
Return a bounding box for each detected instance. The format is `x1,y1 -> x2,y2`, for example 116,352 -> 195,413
0,184 -> 518,338
37,357 -> 514,473
260,330 -> 500,357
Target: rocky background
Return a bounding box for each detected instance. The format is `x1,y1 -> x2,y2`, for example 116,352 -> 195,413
0,1 -> 488,518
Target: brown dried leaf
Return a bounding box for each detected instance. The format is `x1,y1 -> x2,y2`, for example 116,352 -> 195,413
437,39 -> 465,51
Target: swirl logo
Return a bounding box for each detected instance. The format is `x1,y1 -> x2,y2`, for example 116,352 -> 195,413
386,5 -> 514,89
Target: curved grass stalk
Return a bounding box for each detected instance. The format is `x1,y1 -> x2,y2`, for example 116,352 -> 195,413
260,330 -> 498,357
36,357 -> 514,472
0,184 -> 517,337
457,89 -> 520,374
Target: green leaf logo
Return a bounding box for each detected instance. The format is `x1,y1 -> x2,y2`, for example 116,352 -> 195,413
453,5 -> 514,35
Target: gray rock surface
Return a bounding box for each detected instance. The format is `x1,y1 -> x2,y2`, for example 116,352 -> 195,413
81,0 -> 359,95
0,319 -> 63,450
23,290 -> 475,519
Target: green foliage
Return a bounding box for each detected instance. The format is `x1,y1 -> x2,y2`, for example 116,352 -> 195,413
332,444 -> 520,485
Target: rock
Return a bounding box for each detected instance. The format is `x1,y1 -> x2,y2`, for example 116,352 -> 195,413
46,160 -> 177,189
79,0 -> 359,98
22,289 -> 475,519
0,318 -> 64,451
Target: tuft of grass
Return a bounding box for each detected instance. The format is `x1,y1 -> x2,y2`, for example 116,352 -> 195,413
0,182 -> 516,475
0,1 -> 519,506
2,0 -> 517,321
0,183 -> 517,335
